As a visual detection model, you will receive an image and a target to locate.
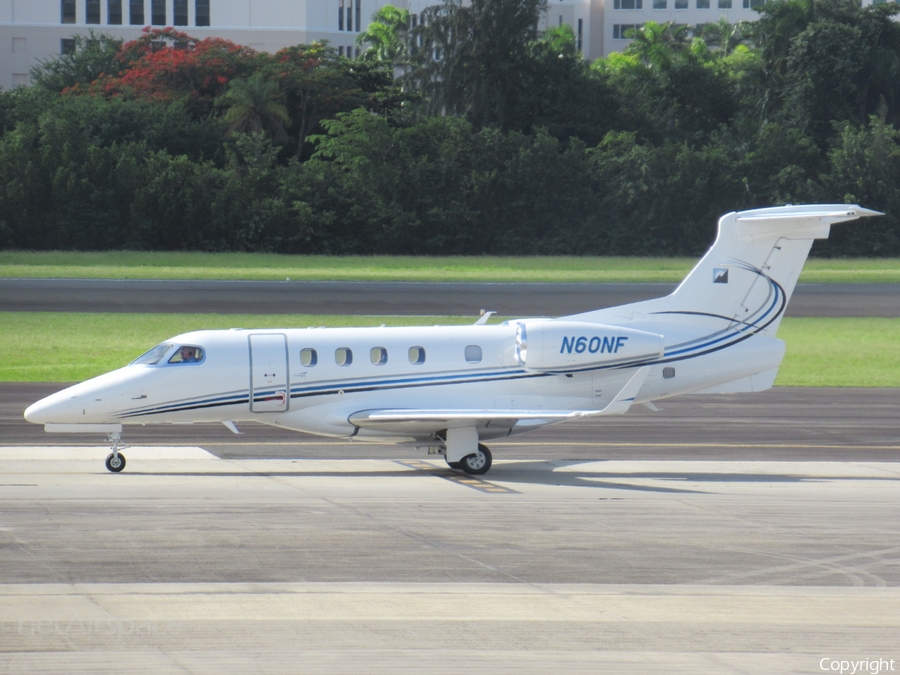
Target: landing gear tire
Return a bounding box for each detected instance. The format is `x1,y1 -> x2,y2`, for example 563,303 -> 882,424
446,460 -> 462,469
460,444 -> 492,476
105,452 -> 126,473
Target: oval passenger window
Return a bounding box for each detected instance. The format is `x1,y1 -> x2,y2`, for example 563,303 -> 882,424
464,345 -> 482,364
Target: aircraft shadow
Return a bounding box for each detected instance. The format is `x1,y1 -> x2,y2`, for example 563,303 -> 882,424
122,460 -> 898,495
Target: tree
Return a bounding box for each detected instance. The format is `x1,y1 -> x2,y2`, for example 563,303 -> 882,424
215,74 -> 291,142
356,5 -> 410,68
30,31 -> 123,94
405,0 -> 548,129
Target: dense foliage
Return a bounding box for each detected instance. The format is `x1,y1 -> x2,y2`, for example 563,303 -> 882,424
2,0 -> 900,256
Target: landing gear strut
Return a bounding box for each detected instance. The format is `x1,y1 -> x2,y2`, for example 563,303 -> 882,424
104,431 -> 127,473
460,443 -> 492,476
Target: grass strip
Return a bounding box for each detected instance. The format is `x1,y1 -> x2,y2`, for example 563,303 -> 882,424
2,251 -> 899,283
1,313 -> 897,387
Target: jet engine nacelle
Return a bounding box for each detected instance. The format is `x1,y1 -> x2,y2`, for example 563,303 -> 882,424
515,320 -> 664,372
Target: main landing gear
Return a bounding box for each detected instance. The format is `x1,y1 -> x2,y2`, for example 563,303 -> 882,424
446,443 -> 492,476
104,431 -> 128,473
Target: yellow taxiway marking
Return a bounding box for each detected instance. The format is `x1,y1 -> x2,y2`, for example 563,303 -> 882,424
395,460 -> 520,494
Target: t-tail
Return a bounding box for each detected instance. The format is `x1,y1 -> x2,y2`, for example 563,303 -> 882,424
572,204 -> 882,336
657,204 -> 882,335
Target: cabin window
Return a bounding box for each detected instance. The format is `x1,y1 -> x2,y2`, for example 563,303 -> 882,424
409,346 -> 426,365
300,348 -> 317,367
465,345 -> 482,364
663,367 -> 676,379
370,347 -> 388,365
168,345 -> 204,364
335,347 -> 353,366
131,343 -> 173,365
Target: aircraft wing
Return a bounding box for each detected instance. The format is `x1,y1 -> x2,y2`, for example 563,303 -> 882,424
348,367 -> 650,432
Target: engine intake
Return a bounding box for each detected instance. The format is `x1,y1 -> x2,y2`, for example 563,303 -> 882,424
515,320 -> 664,372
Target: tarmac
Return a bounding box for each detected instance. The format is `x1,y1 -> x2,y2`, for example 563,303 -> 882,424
2,386 -> 900,674
2,278 -> 900,317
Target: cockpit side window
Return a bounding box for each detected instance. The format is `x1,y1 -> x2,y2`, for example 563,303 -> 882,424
168,345 -> 204,364
131,343 -> 173,366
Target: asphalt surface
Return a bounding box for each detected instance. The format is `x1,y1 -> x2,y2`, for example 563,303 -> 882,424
2,278 -> 899,316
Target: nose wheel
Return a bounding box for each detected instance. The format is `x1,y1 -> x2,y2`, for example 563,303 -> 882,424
460,444 -> 492,475
104,432 -> 128,473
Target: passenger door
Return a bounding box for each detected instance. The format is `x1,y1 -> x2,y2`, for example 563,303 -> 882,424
249,334 -> 289,413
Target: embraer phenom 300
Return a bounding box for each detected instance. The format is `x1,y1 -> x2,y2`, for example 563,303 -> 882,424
25,205 -> 880,474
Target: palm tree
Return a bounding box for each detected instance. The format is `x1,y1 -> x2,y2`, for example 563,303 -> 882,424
215,74 -> 291,142
624,22 -> 692,71
356,5 -> 410,67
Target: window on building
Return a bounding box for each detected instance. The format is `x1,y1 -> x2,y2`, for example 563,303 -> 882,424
613,24 -> 639,39
338,45 -> 344,56
151,0 -> 166,25
696,0 -> 710,7
61,0 -> 76,23
108,0 -> 122,24
742,0 -> 764,6
347,3 -> 353,31
61,38 -> 76,54
370,347 -> 388,366
355,0 -> 361,32
718,0 -> 732,7
339,0 -> 344,30
86,0 -> 101,23
464,345 -> 483,364
174,0 -> 188,25
675,0 -> 688,8
577,18 -> 583,51
300,348 -> 317,367
408,347 -> 426,365
653,0 -> 667,8
130,0 -> 144,24
196,0 -> 210,26
614,0 -> 643,8
335,348 -> 353,366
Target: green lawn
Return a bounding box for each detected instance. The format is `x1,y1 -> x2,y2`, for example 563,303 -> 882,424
2,251 -> 899,283
2,312 -> 897,387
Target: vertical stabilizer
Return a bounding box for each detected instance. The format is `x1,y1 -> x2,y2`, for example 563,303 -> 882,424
653,205 -> 881,335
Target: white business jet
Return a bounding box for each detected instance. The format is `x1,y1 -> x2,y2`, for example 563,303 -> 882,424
25,204 -> 879,474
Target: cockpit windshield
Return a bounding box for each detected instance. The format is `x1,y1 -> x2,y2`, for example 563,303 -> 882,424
130,343 -> 173,366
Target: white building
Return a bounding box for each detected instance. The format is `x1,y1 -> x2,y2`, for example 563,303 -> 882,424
0,0 -> 886,92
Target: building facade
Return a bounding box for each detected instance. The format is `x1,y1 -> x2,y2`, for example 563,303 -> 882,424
0,0 -> 888,92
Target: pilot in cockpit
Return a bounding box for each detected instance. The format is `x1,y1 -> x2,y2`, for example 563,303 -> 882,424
169,346 -> 202,364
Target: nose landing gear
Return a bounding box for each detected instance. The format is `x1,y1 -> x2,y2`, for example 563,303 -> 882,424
104,431 -> 128,473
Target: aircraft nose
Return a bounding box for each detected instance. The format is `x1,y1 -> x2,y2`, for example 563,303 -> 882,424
24,390 -> 84,425
24,396 -> 60,425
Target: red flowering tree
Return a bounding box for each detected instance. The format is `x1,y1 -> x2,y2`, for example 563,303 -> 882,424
82,27 -> 266,116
